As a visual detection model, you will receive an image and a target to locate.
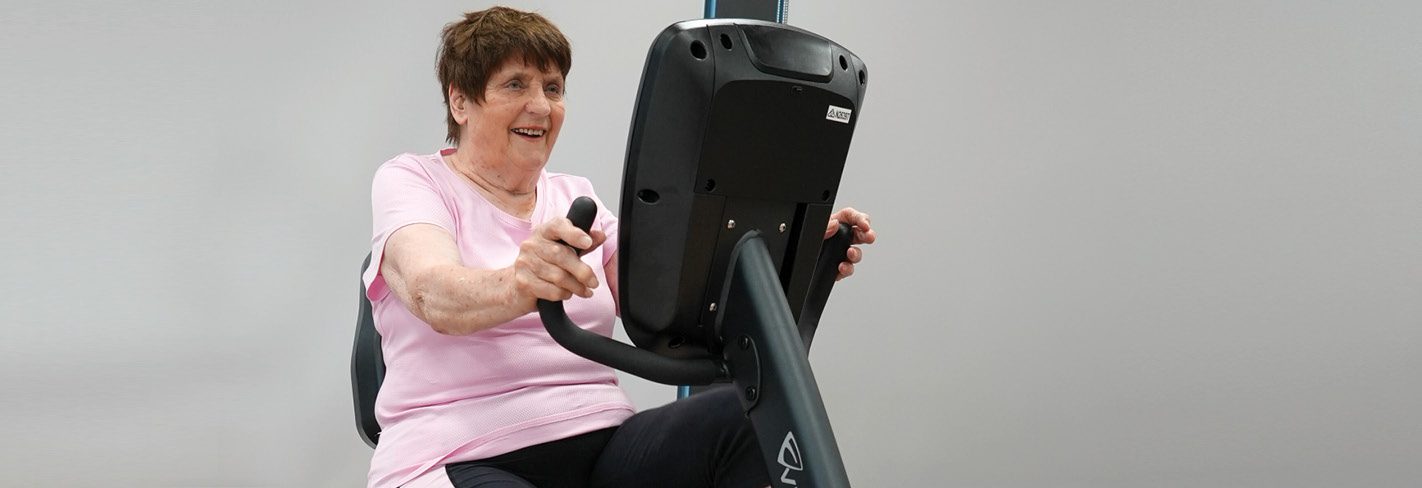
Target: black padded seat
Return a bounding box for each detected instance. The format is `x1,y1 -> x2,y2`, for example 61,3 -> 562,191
351,254 -> 385,448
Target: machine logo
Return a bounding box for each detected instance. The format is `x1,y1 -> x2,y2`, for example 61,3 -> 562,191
777,431 -> 804,485
825,105 -> 852,124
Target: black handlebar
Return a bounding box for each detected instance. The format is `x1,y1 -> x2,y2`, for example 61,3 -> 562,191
537,197 -> 726,385
798,222 -> 853,348
561,195 -> 600,240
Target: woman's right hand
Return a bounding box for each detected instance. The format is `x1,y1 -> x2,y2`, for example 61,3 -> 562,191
512,217 -> 605,307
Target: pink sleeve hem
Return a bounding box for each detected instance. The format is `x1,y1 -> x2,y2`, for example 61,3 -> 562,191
363,220 -> 455,302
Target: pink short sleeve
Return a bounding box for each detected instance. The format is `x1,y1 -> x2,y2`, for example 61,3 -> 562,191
594,195 -> 618,267
363,155 -> 456,301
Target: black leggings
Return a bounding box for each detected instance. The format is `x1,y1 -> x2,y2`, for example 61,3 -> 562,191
443,388 -> 769,488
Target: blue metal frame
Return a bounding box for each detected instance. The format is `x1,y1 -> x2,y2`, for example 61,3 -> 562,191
704,0 -> 787,23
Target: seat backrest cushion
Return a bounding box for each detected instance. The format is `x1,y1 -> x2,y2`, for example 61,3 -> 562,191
352,253 -> 386,448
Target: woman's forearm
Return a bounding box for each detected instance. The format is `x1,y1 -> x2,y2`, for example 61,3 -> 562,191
399,263 -> 534,335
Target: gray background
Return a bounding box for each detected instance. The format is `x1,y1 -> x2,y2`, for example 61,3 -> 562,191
2,0 -> 1419,486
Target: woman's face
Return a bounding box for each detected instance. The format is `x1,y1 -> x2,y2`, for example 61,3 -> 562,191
454,59 -> 566,172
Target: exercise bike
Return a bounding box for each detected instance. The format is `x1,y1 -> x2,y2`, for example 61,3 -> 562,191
538,18 -> 868,487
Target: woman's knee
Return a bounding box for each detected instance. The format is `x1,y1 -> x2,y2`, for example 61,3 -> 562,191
687,387 -> 757,443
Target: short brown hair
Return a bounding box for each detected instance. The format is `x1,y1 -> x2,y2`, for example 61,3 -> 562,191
437,7 -> 573,145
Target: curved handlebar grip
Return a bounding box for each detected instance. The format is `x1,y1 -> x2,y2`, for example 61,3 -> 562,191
797,223 -> 853,348
818,223 -> 854,280
563,196 -> 598,248
538,197 -> 726,385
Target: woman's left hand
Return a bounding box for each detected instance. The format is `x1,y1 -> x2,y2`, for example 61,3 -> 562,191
824,207 -> 876,281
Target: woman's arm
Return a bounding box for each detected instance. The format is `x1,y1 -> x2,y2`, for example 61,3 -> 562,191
381,219 -> 605,335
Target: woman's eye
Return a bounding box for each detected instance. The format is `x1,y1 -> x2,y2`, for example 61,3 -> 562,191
506,80 -> 525,90
546,84 -> 563,96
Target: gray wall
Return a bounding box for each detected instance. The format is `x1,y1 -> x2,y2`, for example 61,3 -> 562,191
3,1 -> 1419,486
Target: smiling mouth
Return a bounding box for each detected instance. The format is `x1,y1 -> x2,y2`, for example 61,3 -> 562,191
511,128 -> 546,138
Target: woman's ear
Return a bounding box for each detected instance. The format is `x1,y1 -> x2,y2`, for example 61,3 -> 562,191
448,86 -> 470,126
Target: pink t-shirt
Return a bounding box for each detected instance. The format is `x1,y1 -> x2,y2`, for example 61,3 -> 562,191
362,150 -> 634,488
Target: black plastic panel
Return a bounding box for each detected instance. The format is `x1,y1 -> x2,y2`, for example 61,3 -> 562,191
618,19 -> 866,360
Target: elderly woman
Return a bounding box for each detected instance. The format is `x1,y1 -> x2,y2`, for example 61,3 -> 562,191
364,7 -> 875,488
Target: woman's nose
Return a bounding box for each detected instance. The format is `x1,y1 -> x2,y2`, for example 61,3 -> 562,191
525,89 -> 552,115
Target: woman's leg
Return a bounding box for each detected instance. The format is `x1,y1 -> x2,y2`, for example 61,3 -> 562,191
590,387 -> 770,488
440,466 -> 538,488
444,427 -> 616,488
